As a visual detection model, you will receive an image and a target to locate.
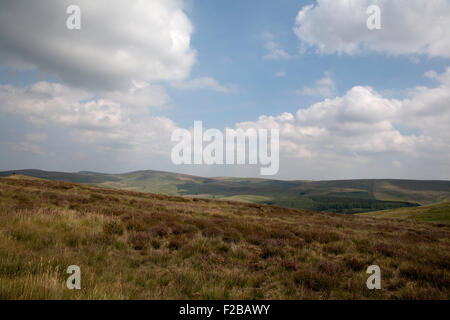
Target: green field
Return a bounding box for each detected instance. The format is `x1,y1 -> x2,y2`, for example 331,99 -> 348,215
360,202 -> 450,224
1,169 -> 449,213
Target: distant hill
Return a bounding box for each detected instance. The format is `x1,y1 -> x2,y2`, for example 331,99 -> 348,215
1,175 -> 449,299
359,202 -> 450,224
1,169 -> 449,213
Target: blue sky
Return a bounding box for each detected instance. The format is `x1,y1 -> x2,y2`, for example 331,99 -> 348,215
0,0 -> 449,179
161,0 -> 448,129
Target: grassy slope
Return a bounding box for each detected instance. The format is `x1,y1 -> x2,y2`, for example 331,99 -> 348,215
2,170 -> 449,213
360,202 -> 450,224
0,175 -> 449,299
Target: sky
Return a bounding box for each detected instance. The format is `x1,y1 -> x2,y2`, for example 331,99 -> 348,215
0,0 -> 449,180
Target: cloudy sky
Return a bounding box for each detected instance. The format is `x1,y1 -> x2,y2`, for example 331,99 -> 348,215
0,0 -> 449,180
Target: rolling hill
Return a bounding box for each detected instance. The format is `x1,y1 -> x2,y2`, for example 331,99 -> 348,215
1,169 -> 449,213
0,175 -> 449,299
360,202 -> 450,224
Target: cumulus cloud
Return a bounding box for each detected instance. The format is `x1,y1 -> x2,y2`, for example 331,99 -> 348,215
401,68 -> 450,149
0,0 -> 238,171
235,67 -> 450,178
2,68 -> 449,179
294,0 -> 450,57
0,82 -> 121,128
298,72 -> 337,98
0,79 -> 170,146
0,0 -> 196,90
0,81 -> 178,156
102,83 -> 169,110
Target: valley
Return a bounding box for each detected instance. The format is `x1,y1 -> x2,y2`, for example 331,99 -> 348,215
1,169 -> 449,214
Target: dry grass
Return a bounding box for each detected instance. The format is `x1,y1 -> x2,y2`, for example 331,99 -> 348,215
0,175 -> 449,299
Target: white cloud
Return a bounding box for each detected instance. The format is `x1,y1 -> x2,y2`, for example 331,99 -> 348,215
103,83 -> 169,110
0,0 -> 241,171
401,68 -> 450,148
262,32 -> 291,60
2,68 -> 449,179
424,69 -> 450,85
13,141 -> 51,156
274,71 -> 286,77
263,41 -> 291,60
0,0 -> 196,90
294,0 -> 450,57
298,72 -> 337,98
0,82 -> 119,128
235,67 -> 450,178
171,77 -> 236,93
13,133 -> 51,156
26,133 -> 48,143
0,81 -> 178,156
0,81 -> 169,127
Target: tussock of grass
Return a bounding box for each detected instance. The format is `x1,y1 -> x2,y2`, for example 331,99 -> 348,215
0,176 -> 449,299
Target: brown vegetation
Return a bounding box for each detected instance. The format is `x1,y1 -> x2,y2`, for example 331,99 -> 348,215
0,175 -> 449,299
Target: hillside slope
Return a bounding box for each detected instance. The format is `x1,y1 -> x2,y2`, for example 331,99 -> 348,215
360,202 -> 450,224
2,169 -> 449,213
0,175 -> 449,299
